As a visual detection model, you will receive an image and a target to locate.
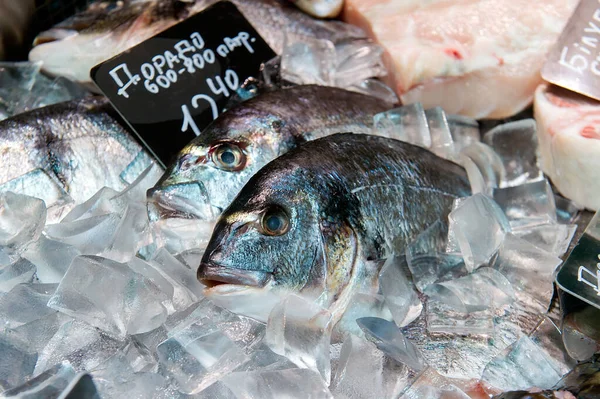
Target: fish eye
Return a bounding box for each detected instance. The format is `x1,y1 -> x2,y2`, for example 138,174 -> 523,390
260,208 -> 290,236
211,143 -> 246,171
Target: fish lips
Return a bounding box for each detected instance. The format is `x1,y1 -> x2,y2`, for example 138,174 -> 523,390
147,183 -> 219,221
198,261 -> 273,291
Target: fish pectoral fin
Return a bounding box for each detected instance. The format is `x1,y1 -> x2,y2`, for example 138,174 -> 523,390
320,220 -> 360,325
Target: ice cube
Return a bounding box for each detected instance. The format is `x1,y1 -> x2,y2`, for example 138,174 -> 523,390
446,114 -> 480,152
15,74 -> 89,115
529,316 -> 576,375
425,300 -> 495,336
34,320 -> 123,376
373,104 -> 431,148
483,119 -> 542,187
156,318 -> 249,394
458,154 -> 487,195
47,255 -> 168,338
23,235 -> 80,283
460,142 -> 507,193
378,257 -> 422,327
0,334 -> 38,391
265,294 -> 332,383
151,218 -> 215,255
0,61 -> 42,120
176,248 -> 204,269
61,187 -> 121,223
127,256 -> 174,302
346,78 -> 399,104
6,312 -> 72,353
0,192 -> 46,261
281,37 -> 336,86
100,203 -> 150,262
513,223 -> 576,257
222,368 -> 333,399
132,327 -> 168,356
0,361 -> 76,398
331,334 -> 413,399
112,164 -> 162,206
45,213 -> 122,255
206,283 -> 286,323
554,194 -> 581,225
55,373 -> 100,398
493,234 -> 562,315
119,151 -> 162,186
149,248 -> 203,311
448,194 -> 511,271
0,169 -> 71,223
493,179 -> 557,229
481,336 -> 562,391
424,267 -> 515,313
425,107 -> 455,159
0,283 -> 57,328
119,341 -> 157,373
334,40 -> 386,87
400,367 -> 471,399
0,259 -> 36,292
356,317 -> 425,371
235,343 -> 296,372
334,290 -> 393,338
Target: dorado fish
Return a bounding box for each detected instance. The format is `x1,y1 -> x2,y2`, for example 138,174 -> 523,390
197,133 -> 471,324
0,97 -> 154,207
147,85 -> 391,220
29,0 -> 366,86
287,0 -> 344,18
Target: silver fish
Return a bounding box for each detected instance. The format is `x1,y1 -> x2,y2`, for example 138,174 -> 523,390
286,0 -> 344,18
0,97 -> 154,206
147,85 -> 392,221
197,133 -> 471,324
28,0 -> 366,86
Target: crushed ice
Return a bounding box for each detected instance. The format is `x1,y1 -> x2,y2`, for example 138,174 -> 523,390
0,102 -> 586,397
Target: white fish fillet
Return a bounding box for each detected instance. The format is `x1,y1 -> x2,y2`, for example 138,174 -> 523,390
534,84 -> 600,211
342,0 -> 578,119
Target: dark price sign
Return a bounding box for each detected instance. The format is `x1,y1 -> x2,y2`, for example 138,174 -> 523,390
91,1 -> 276,167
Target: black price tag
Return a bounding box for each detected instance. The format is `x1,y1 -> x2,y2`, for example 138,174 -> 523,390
556,211 -> 600,310
90,1 -> 276,167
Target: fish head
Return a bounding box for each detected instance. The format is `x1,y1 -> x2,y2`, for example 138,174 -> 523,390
198,163 -> 361,322
147,109 -> 296,220
28,0 -> 209,85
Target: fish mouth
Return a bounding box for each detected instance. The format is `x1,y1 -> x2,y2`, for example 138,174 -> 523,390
33,29 -> 79,46
146,184 -> 220,221
198,261 -> 272,291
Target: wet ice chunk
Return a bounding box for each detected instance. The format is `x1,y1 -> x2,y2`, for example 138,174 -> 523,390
446,114 -> 480,152
334,40 -> 386,87
45,213 -> 121,255
425,267 -> 514,313
265,294 -> 332,383
0,192 -> 46,264
99,203 -> 150,262
334,289 -> 393,338
223,368 -> 332,399
448,194 -> 511,271
149,248 -> 204,311
6,312 -> 72,353
529,316 -> 576,375
119,152 -> 162,186
425,301 -> 494,336
331,334 -> 413,399
281,38 -> 336,86
47,255 -> 168,338
113,164 -> 162,206
493,179 -> 557,229
0,335 -> 38,391
0,61 -> 42,120
493,234 -> 562,315
373,104 -> 431,148
34,320 -> 123,376
483,119 -> 542,187
15,74 -> 89,115
356,317 -> 425,371
513,223 -> 576,257
151,218 -> 215,256
425,107 -> 455,159
555,194 -> 581,224
156,318 -> 249,394
378,257 -> 422,327
61,187 -> 121,223
0,259 -> 36,292
346,78 -> 399,104
0,283 -> 57,328
23,235 -> 80,283
0,361 -> 76,398
401,367 -> 470,399
459,155 -> 487,195
460,142 -> 507,193
55,373 -> 99,398
481,336 -> 562,391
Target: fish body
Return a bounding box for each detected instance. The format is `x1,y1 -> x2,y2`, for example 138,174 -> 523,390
198,133 -> 471,323
29,0 -> 366,86
148,85 -> 391,220
0,97 -> 152,205
342,0 -> 578,119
